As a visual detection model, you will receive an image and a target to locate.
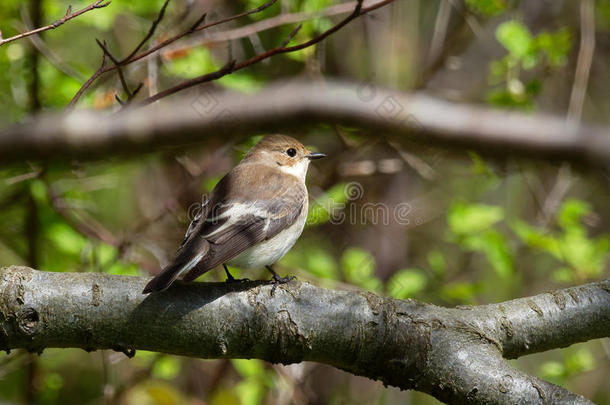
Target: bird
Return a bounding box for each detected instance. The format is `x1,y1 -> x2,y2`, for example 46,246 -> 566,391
142,135 -> 325,294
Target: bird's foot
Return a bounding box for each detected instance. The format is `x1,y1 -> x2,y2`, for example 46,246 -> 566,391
266,266 -> 295,295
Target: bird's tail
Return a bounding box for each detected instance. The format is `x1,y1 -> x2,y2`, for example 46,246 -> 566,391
142,237 -> 209,294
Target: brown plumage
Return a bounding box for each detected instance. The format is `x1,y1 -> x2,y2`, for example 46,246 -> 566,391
142,135 -> 324,293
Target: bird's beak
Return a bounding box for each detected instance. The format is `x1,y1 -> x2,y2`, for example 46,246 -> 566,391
307,152 -> 326,160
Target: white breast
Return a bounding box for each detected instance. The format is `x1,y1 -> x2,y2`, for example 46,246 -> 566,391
227,198 -> 309,269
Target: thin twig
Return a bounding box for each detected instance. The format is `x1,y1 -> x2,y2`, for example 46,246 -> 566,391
165,0 -> 379,55
0,0 -> 111,47
138,60 -> 236,106
537,164 -> 573,228
95,39 -> 133,101
66,50 -> 108,110
567,0 -> 595,127
19,7 -> 86,81
188,13 -> 207,34
68,0 -> 278,108
426,0 -> 451,69
279,24 -> 302,48
138,0 -> 393,106
120,0 -> 170,63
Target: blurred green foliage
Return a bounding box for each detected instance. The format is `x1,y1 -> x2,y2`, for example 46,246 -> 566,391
231,359 -> 273,405
465,0 -> 507,17
513,199 -> 610,282
341,247 -> 382,292
447,201 -> 513,279
488,20 -> 571,109
539,347 -> 596,385
0,0 -> 608,404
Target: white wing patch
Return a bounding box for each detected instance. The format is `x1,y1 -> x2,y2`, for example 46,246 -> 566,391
202,202 -> 274,239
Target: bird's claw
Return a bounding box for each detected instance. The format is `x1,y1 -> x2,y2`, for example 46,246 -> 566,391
270,273 -> 296,295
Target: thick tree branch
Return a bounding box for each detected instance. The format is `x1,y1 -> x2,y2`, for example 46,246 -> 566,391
0,0 -> 111,47
1,82 -> 609,167
1,266 -> 606,404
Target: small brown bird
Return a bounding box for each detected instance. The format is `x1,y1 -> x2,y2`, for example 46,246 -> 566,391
143,135 -> 325,293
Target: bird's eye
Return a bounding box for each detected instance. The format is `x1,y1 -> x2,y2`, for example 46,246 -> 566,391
286,148 -> 297,157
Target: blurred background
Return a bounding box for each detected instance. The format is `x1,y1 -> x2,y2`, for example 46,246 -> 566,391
1,0 -> 610,404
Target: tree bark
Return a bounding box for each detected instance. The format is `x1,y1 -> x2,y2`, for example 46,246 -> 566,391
1,266 -> 608,404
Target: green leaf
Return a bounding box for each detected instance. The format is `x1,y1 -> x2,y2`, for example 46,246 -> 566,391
106,262 -> 140,276
304,246 -> 338,280
480,231 -> 514,278
307,182 -> 349,226
152,356 -> 181,380
231,359 -> 265,378
557,199 -> 591,230
202,176 -> 222,193
468,151 -> 496,177
427,249 -> 446,276
387,269 -> 427,299
163,48 -> 218,79
564,348 -> 595,374
360,277 -> 383,293
496,21 -> 533,59
540,361 -> 565,379
29,179 -> 48,204
535,28 -> 572,68
46,222 -> 86,256
341,247 -> 375,284
209,388 -> 240,405
460,231 -> 513,278
235,380 -> 266,405
511,220 -> 561,258
95,243 -> 117,267
218,73 -> 263,94
465,0 -> 507,17
552,267 -> 574,283
441,282 -> 479,304
143,381 -> 184,405
448,201 -> 504,235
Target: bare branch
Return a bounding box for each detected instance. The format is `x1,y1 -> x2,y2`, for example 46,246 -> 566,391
120,0 -> 170,63
279,24 -> 303,48
0,0 -> 111,47
139,60 -> 236,106
66,50 -> 108,110
94,39 -> 142,105
567,0 -> 595,126
3,82 -> 610,167
164,0 -> 380,55
1,266 -> 605,404
137,0 -> 394,106
68,0 -> 278,108
187,13 -> 207,34
95,39 -> 132,101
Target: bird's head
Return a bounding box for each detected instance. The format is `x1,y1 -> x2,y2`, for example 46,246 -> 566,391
243,135 -> 325,180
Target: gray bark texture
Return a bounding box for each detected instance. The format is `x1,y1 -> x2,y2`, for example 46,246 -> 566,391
1,266 -> 608,404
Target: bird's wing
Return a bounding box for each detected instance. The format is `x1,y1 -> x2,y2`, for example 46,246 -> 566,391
181,192 -> 305,282
179,195 -> 209,249
142,164 -> 306,293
